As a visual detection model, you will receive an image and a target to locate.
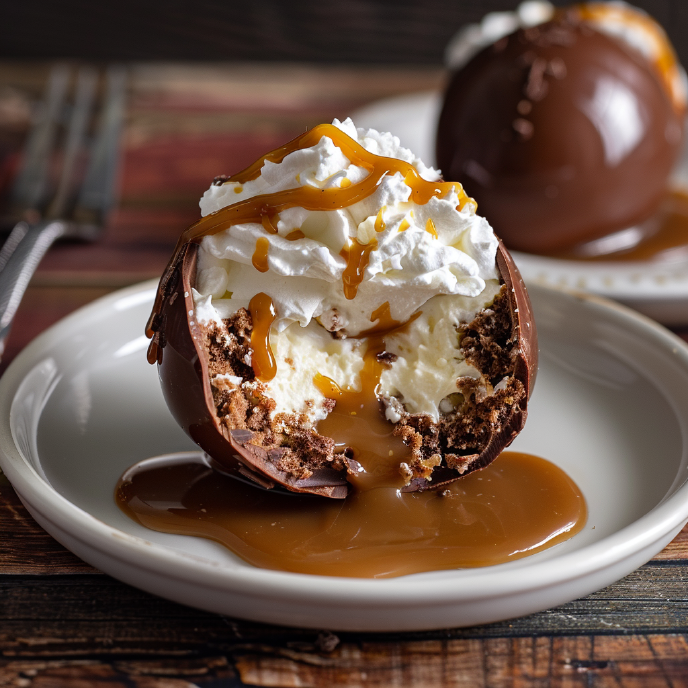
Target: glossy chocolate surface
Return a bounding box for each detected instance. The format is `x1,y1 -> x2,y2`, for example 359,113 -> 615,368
436,16 -> 684,254
154,240 -> 537,498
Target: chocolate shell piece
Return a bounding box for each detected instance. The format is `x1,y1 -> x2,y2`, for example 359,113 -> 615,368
153,240 -> 537,499
155,243 -> 349,499
436,14 -> 685,255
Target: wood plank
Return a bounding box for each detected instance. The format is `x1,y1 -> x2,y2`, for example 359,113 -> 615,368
234,635 -> 688,687
236,636 -> 688,688
0,658 -> 243,687
653,524 -> 688,559
2,564 -> 688,646
0,483 -> 96,574
3,633 -> 688,687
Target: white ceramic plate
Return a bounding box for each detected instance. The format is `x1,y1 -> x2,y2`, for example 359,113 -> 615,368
1,280 -> 688,632
353,91 -> 688,326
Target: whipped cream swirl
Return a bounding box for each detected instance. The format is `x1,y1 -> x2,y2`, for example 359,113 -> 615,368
193,118 -> 498,336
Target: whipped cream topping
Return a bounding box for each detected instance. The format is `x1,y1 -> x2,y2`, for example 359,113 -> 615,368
194,118 -> 498,337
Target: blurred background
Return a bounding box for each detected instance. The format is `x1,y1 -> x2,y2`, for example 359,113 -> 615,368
1,0 -> 685,65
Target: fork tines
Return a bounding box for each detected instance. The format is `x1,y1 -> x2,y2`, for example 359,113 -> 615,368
5,64 -> 127,234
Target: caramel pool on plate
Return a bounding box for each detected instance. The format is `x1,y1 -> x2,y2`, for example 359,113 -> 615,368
116,451 -> 586,579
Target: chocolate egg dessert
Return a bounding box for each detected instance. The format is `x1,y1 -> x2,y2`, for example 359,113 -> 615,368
145,119 -> 537,499
436,1 -> 687,255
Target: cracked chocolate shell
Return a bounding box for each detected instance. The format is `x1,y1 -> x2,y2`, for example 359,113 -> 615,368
150,239 -> 537,499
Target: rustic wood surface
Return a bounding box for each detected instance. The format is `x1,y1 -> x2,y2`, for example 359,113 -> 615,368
2,62 -> 688,687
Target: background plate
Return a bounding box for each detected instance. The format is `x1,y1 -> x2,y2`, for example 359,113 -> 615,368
353,91 -> 688,325
1,281 -> 688,631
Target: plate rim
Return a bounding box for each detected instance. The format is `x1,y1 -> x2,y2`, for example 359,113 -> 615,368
0,280 -> 687,612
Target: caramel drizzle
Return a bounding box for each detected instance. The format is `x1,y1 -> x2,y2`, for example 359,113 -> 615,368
359,301 -> 420,337
252,237 -> 270,273
374,207 -> 386,233
313,373 -> 343,398
313,306 -> 420,490
248,293 -> 277,381
340,239 -> 378,300
261,214 -> 279,235
146,123 -> 474,362
315,337 -> 407,490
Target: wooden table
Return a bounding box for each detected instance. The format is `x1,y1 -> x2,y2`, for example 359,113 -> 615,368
2,63 -> 688,687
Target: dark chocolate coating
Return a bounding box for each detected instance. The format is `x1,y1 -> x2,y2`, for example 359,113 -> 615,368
155,240 -> 537,498
436,17 -> 684,254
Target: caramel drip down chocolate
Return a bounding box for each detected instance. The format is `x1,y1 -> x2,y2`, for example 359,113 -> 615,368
435,13 -> 684,255
248,293 -> 277,381
116,450 -> 587,578
574,3 -> 684,110
146,123 -> 475,360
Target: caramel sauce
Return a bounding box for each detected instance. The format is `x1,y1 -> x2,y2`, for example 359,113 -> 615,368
313,373 -> 343,398
248,293 -> 277,381
261,214 -> 279,235
340,238 -> 377,300
146,123 -> 475,361
314,308 -> 422,492
398,218 -> 411,232
285,229 -> 305,241
317,336 -> 409,492
375,207 -> 386,233
559,191 -> 688,262
251,237 -> 270,272
360,301 -> 421,337
116,450 -> 587,578
425,218 -> 438,239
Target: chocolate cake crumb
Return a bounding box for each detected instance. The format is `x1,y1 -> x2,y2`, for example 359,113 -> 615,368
376,351 -> 398,364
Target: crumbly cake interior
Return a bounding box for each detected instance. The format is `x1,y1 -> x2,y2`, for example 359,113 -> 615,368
204,284 -> 525,485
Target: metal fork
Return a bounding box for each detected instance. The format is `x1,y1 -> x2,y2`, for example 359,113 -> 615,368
0,64 -> 127,358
